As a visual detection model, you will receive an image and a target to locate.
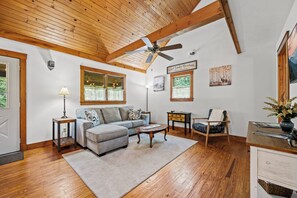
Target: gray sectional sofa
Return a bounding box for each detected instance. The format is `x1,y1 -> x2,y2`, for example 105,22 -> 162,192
76,106 -> 149,155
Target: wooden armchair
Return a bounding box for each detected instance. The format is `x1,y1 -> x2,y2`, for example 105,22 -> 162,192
191,109 -> 230,147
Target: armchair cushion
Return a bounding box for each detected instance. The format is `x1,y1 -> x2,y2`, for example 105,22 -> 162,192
192,123 -> 225,134
208,109 -> 224,125
208,109 -> 227,121
192,109 -> 228,133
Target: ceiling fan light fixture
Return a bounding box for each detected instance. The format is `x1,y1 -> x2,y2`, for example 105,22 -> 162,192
126,36 -> 182,63
145,53 -> 154,63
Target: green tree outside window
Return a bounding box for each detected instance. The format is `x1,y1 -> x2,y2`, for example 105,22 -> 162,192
173,75 -> 190,88
0,77 -> 7,108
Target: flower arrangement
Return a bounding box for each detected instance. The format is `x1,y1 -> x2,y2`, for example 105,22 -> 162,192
263,97 -> 297,120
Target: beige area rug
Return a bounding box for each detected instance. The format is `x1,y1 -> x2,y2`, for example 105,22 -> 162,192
63,133 -> 197,198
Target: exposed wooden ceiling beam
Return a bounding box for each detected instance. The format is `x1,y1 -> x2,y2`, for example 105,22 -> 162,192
0,30 -> 146,73
111,62 -> 146,73
106,1 -> 224,63
218,0 -> 242,54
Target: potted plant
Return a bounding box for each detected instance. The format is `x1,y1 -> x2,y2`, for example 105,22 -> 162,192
263,97 -> 297,133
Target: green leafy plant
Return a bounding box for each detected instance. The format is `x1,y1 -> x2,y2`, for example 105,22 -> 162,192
0,77 -> 7,108
263,97 -> 297,120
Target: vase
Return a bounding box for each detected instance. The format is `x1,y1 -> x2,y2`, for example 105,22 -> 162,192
280,119 -> 294,133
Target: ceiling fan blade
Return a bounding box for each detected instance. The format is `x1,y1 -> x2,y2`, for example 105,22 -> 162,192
125,49 -> 147,55
158,52 -> 174,61
146,53 -> 154,63
159,44 -> 182,51
141,37 -> 153,48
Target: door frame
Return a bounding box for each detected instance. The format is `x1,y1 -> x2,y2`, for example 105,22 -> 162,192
0,49 -> 27,151
277,31 -> 290,104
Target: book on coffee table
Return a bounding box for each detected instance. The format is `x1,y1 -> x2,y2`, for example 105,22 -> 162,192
141,124 -> 161,130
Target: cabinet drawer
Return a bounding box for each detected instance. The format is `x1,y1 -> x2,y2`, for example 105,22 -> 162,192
169,117 -> 185,122
168,114 -> 185,118
258,149 -> 297,189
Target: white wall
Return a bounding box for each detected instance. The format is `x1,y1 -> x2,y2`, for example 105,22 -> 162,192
146,19 -> 276,137
0,37 -> 146,144
277,0 -> 297,127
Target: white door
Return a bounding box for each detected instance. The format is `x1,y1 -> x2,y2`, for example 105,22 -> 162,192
0,55 -> 20,155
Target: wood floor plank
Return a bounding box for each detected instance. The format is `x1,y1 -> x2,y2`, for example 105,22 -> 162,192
0,129 -> 249,198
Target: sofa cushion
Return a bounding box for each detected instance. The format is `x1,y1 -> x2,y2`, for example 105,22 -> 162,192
110,121 -> 133,129
119,106 -> 133,121
86,124 -> 128,143
131,120 -> 145,128
101,107 -> 122,123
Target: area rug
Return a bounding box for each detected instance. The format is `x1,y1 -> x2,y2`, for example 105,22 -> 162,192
63,133 -> 197,198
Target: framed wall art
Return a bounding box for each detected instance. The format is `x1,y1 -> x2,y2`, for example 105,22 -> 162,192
288,23 -> 297,84
153,75 -> 165,92
209,65 -> 232,87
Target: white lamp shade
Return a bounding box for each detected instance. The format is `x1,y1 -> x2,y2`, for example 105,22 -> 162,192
59,87 -> 70,96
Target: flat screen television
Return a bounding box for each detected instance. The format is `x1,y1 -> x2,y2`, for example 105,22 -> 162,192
288,23 -> 297,84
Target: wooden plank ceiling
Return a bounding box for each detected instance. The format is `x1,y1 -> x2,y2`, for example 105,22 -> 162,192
0,0 -> 201,71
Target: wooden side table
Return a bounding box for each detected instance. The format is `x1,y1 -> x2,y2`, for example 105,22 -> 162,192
167,112 -> 191,135
52,118 -> 77,152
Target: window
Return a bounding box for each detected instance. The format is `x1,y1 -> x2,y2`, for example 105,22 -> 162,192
0,63 -> 8,108
170,71 -> 193,102
81,66 -> 126,105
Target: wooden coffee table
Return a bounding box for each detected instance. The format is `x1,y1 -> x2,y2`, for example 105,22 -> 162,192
136,124 -> 167,148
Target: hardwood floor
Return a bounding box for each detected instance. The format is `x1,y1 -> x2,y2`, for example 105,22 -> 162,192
0,146 -> 94,198
126,130 -> 250,198
0,129 -> 249,198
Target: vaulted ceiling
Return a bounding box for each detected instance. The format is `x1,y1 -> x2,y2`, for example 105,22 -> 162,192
0,0 -> 203,72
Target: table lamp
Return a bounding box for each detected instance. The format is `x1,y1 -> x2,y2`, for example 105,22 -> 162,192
59,87 -> 70,118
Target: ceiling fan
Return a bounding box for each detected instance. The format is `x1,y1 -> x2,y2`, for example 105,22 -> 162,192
125,37 -> 182,63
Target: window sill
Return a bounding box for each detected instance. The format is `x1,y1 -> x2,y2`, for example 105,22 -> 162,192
80,101 -> 127,105
170,98 -> 194,102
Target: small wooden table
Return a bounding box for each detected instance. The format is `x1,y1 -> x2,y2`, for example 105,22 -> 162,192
167,112 -> 191,135
52,117 -> 77,152
136,124 -> 167,148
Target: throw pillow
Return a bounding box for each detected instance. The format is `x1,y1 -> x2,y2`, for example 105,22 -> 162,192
85,110 -> 100,126
119,106 -> 133,121
128,109 -> 142,120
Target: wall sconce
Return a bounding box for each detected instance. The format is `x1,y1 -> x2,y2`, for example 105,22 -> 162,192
48,60 -> 55,71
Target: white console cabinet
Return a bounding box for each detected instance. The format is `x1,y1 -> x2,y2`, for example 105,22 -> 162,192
247,122 -> 297,198
250,146 -> 297,197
